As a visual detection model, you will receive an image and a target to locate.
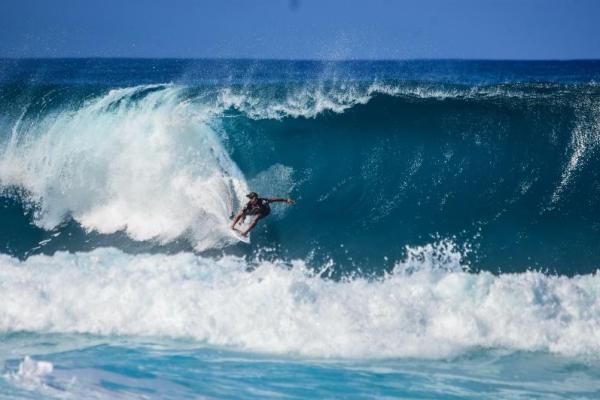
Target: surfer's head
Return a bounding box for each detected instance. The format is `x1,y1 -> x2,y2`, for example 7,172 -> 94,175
246,192 -> 258,202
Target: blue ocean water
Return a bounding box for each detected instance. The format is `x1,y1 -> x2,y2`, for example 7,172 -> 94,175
1,59 -> 600,398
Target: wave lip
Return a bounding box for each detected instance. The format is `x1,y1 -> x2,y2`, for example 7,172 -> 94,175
0,244 -> 599,360
209,81 -> 546,120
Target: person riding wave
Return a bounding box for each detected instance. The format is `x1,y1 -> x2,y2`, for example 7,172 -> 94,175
231,192 -> 294,236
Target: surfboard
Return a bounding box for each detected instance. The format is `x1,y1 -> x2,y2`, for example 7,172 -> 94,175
229,226 -> 250,243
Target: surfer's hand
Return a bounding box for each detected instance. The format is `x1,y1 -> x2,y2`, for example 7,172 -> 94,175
287,198 -> 295,204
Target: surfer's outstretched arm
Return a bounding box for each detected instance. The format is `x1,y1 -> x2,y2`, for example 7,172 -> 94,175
268,197 -> 294,204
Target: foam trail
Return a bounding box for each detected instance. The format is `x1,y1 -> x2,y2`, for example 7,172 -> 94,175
0,85 -> 248,250
1,244 -> 600,359
551,98 -> 600,205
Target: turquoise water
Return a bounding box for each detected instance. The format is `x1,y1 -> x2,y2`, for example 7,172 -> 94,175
1,59 -> 600,398
2,333 -> 600,399
2,333 -> 600,400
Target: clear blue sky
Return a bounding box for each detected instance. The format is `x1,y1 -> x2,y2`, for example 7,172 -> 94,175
1,0 -> 599,59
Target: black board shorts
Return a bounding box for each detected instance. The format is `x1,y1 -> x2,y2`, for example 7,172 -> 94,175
246,207 -> 270,217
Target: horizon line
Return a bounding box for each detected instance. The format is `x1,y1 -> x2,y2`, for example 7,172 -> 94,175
1,56 -> 600,63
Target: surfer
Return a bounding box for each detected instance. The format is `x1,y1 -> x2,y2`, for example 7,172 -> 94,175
231,192 -> 294,236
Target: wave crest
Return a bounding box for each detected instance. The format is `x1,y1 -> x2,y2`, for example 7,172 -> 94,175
208,81 -> 543,120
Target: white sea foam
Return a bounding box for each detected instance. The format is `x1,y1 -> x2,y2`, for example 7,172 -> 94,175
2,356 -> 54,392
15,357 -> 53,381
0,244 -> 599,360
0,85 -> 248,250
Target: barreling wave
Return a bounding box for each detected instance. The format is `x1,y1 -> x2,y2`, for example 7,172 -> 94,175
1,79 -> 600,273
0,242 -> 599,359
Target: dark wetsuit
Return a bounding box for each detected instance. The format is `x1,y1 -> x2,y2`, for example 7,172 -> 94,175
243,198 -> 271,217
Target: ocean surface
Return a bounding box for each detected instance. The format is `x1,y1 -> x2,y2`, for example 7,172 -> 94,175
1,58 -> 600,399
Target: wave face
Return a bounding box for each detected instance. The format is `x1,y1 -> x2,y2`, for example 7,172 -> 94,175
1,60 -> 600,274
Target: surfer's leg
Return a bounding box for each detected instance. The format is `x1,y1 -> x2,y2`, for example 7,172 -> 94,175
241,214 -> 265,236
231,211 -> 247,229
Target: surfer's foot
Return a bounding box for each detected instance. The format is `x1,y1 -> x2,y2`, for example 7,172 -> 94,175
232,227 -> 247,236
